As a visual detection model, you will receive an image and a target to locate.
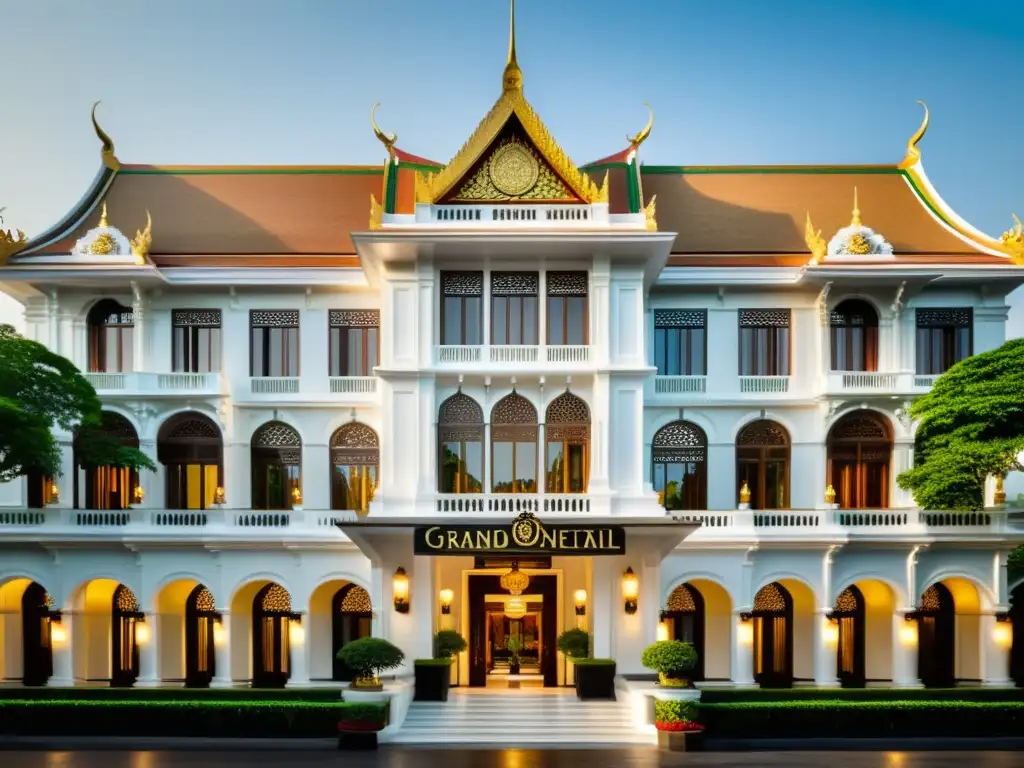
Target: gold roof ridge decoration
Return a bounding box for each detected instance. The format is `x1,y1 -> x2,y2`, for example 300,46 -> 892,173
898,100 -> 929,169
0,207 -> 28,264
804,212 -> 827,264
130,210 -> 152,264
414,0 -> 602,204
91,101 -> 120,172
627,103 -> 654,149
1001,214 -> 1024,263
371,103 -> 398,156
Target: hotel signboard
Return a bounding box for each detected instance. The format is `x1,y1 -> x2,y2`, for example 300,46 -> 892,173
414,512 -> 625,556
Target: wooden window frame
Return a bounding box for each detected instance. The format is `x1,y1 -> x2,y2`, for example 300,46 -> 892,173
249,310 -> 300,378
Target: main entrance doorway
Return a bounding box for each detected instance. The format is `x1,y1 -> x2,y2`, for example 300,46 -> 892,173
468,573 -> 557,687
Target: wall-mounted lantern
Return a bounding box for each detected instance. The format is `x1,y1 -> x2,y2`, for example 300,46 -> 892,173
622,567 -> 639,615
439,588 -> 454,615
574,590 -> 587,617
393,567 -> 410,613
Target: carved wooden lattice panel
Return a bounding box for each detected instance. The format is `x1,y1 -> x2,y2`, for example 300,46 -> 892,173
739,309 -> 790,328
753,582 -> 787,613
165,416 -> 220,441
546,272 -> 588,296
253,422 -> 302,448
330,422 -> 380,466
834,587 -> 858,613
653,421 -> 707,463
491,272 -> 539,295
340,585 -> 372,613
737,420 -> 789,446
829,300 -> 876,327
115,585 -> 139,613
251,310 -> 299,327
830,414 -> 888,441
194,586 -> 216,612
667,583 -> 697,612
172,310 -> 222,327
439,393 -> 484,443
545,392 -> 590,443
329,310 -> 380,328
915,308 -> 972,328
491,392 -> 538,441
442,272 -> 484,296
261,584 -> 291,613
920,584 -> 941,611
97,412 -> 139,442
654,310 -> 706,328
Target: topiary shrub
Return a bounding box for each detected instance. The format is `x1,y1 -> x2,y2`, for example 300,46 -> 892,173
641,640 -> 698,687
434,630 -> 467,659
654,699 -> 702,732
556,628 -> 589,659
336,638 -> 405,690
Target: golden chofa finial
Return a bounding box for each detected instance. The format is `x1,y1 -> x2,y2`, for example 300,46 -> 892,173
130,210 -> 152,263
851,187 -> 862,227
502,0 -> 523,92
627,103 -> 654,149
370,102 -> 398,155
898,100 -> 929,169
91,101 -> 120,171
1001,214 -> 1024,263
0,207 -> 28,265
804,212 -> 826,264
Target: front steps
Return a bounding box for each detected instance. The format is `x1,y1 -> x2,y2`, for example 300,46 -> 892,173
389,691 -> 651,746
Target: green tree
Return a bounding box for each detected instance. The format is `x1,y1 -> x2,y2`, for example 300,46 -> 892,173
897,338 -> 1024,511
0,324 -> 154,482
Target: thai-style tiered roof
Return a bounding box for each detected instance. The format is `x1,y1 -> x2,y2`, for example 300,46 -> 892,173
2,10 -> 1021,273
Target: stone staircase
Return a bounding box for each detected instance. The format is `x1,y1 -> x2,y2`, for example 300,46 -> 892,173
388,691 -> 651,746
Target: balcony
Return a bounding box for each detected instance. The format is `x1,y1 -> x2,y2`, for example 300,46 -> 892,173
822,371 -> 942,397
241,376 -> 380,402
738,375 -> 790,394
84,372 -> 222,397
435,345 -> 592,370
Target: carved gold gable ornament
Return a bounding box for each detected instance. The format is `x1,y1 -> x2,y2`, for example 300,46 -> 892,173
451,135 -> 575,202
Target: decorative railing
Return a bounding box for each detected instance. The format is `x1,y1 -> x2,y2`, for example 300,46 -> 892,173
653,376 -> 707,395
428,204 -> 597,227
84,372 -> 221,395
435,345 -> 591,366
832,372 -> 900,391
329,376 -> 378,395
250,377 -> 300,394
739,376 -> 790,394
433,493 -> 601,515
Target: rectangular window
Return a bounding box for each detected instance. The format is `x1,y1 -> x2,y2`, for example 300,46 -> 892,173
491,272 -> 539,345
654,310 -> 707,375
915,308 -> 972,375
250,310 -> 300,377
738,309 -> 790,376
172,310 -> 222,373
546,271 -> 588,345
441,272 -> 483,345
329,309 -> 380,376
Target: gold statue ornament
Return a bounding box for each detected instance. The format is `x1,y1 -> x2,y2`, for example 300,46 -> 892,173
130,211 -> 152,263
645,194 -> 658,231
1001,214 -> 1024,262
739,481 -> 751,505
0,207 -> 28,265
91,101 -> 121,171
804,212 -> 827,264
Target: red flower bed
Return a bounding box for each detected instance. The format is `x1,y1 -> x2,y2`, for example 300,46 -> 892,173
655,720 -> 704,733
338,721 -> 383,732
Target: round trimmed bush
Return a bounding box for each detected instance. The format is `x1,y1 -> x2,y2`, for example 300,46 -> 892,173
434,630 -> 467,659
336,637 -> 405,687
556,628 -> 590,659
641,640 -> 698,686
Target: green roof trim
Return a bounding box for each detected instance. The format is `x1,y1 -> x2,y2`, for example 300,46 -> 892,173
119,167 -> 384,176
398,161 -> 444,172
580,161 -> 630,172
641,165 -> 904,176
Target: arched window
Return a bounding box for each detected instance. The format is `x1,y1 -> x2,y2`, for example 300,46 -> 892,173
252,583 -> 294,688
752,581 -> 793,688
916,583 -> 955,688
185,585 -> 219,688
827,412 -> 892,509
157,413 -> 223,510
545,392 -> 590,494
330,422 -> 379,514
736,420 -> 790,510
88,299 -> 134,373
832,585 -> 865,688
251,422 -> 301,510
491,393 -> 538,493
664,583 -> 705,681
438,393 -> 484,494
652,421 -> 706,510
73,412 -> 139,511
830,299 -> 879,372
111,584 -> 142,688
21,582 -> 56,687
333,584 -> 373,681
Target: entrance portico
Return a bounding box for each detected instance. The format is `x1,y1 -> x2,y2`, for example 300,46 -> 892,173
340,512 -> 698,684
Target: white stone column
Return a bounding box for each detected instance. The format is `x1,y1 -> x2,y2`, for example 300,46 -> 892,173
892,441 -> 914,507
537,422 -> 546,497
891,611 -> 921,687
287,617 -> 311,687
590,558 -> 615,659
138,439 -> 159,510
132,289 -> 147,372
812,611 -> 840,686
48,613 -> 75,686
212,615 -> 232,687
136,615 -> 160,686
730,612 -> 755,685
981,613 -> 1013,686
706,444 -> 735,510
303,444 -> 330,510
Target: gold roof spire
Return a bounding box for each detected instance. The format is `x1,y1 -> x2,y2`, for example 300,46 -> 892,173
91,101 -> 121,171
502,0 -> 523,92
98,201 -> 110,228
851,187 -> 862,227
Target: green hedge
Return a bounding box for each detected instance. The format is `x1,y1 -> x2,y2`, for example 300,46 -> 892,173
698,700 -> 1024,739
0,687 -> 341,702
699,687 -> 1024,704
572,658 -> 616,667
0,700 -> 387,738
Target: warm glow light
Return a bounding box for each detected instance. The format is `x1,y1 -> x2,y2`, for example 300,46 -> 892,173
622,568 -> 639,615
899,623 -> 918,646
439,588 -> 454,607
133,485 -> 145,504
393,567 -> 410,613
50,623 -> 68,645
574,589 -> 587,605
822,621 -> 839,646
737,621 -> 754,646
993,621 -> 1013,649
288,620 -> 305,645
656,622 -> 670,642
213,621 -> 226,646
135,621 -> 151,645
505,597 -> 527,619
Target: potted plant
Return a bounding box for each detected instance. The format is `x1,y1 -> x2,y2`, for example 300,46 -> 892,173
654,699 -> 704,752
414,630 -> 467,702
556,627 -> 589,659
641,640 -> 698,688
336,637 -> 405,691
337,702 -> 389,751
572,658 -> 616,699
506,635 -> 524,675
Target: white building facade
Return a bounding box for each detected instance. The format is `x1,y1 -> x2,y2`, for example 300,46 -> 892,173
2,16 -> 1024,695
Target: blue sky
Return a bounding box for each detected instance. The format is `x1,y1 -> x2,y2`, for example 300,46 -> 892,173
0,0 -> 1021,322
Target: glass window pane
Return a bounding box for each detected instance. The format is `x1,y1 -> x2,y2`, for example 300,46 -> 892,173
329,328 -> 341,377
348,328 -> 364,376
547,298 -> 564,345
172,328 -> 185,373
208,328 -> 221,373
493,442 -> 514,492
121,328 -> 133,372
288,328 -> 300,376
465,297 -> 482,345
690,329 -> 705,375
367,328 -> 379,370
654,328 -> 666,374
546,443 -> 564,492
509,297 -> 522,345
492,297 -> 508,345
516,442 -> 537,492
566,297 -> 586,345
523,297 -> 538,345
268,328 -> 283,376
667,329 -> 681,376
776,328 -> 790,376
443,297 -> 462,345
463,440 -> 483,492
251,328 -> 263,376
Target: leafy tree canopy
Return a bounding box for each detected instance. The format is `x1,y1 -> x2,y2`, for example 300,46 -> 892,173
897,338 -> 1024,511
0,324 -> 155,481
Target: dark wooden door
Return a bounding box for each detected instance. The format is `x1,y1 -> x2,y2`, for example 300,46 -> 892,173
21,582 -> 52,687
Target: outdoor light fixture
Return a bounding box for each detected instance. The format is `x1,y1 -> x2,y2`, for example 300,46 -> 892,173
213,619 -> 226,646
288,616 -> 305,645
505,597 -> 527,619
622,567 -> 639,615
213,486 -> 226,506
50,620 -> 68,646
574,589 -> 587,616
994,612 -> 1013,649
135,620 -> 151,645
48,482 -> 60,505
657,622 -> 670,642
133,485 -> 145,505
899,614 -> 919,646
822,617 -> 839,646
439,588 -> 454,615
393,567 -> 410,613
291,486 -> 303,506
500,562 -> 530,596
